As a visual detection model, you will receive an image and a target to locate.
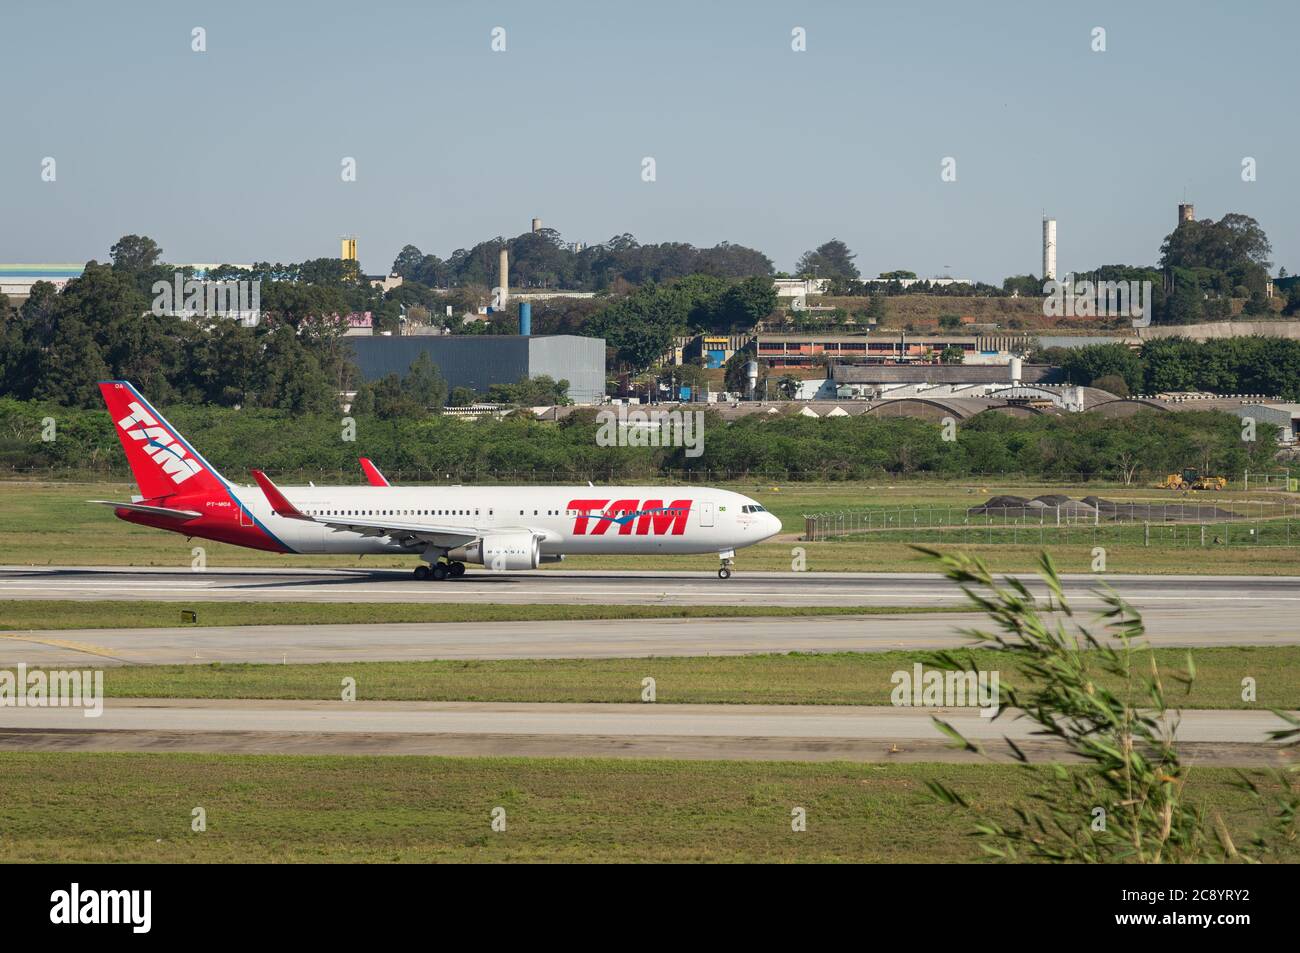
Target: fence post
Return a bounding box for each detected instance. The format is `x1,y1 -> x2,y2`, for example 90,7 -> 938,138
1144,522 -> 1150,547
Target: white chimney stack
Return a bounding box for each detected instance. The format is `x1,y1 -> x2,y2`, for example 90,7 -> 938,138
1042,217 -> 1057,281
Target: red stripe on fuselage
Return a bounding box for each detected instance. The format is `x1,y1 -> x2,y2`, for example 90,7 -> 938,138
114,494 -> 288,554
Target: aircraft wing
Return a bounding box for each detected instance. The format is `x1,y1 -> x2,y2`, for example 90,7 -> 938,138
249,470 -> 479,546
88,500 -> 203,520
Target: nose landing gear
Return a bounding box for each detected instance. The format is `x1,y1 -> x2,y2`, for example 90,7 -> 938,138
718,549 -> 735,580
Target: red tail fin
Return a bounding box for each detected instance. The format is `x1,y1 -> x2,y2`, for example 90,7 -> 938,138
99,381 -> 228,500
359,457 -> 390,487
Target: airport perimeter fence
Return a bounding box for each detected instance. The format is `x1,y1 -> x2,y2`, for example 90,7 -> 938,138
0,463 -> 1293,491
803,498 -> 1300,548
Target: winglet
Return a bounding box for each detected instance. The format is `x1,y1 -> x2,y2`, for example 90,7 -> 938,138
250,470 -> 312,520
359,457 -> 390,487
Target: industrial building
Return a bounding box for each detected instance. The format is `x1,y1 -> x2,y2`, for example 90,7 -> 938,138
755,332 -> 1033,366
346,334 -> 606,404
1233,403 -> 1300,445
0,263 -> 85,301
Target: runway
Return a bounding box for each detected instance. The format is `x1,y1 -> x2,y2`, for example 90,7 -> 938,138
1,566 -> 1294,665
0,699 -> 1288,765
1,607 -> 1297,666
4,565 -> 1300,608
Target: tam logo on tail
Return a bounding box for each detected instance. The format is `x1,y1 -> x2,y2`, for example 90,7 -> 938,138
116,400 -> 203,485
100,381 -> 229,503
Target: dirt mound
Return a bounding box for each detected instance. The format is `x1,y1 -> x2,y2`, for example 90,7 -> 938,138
969,495 -> 1097,518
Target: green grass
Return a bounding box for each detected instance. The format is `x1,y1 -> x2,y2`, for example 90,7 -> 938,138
14,646 -> 1293,710
3,480 -> 1298,573
0,752 -> 1290,862
0,599 -> 961,631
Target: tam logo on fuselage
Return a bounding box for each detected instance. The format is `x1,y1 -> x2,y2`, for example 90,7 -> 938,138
117,400 -> 202,485
567,498 -> 692,536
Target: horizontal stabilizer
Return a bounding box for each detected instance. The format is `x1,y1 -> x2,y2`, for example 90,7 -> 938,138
250,470 -> 312,520
88,500 -> 202,520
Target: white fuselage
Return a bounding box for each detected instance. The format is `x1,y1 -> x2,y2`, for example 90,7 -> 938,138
227,484 -> 782,557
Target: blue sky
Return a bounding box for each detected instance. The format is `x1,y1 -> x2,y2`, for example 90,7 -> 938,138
2,0 -> 1294,282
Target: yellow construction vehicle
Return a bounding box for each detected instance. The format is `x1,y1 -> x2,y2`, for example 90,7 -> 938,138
1156,468 -> 1226,492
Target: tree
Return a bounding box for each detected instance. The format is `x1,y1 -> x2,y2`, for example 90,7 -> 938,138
939,345 -> 964,364
713,276 -> 778,330
400,351 -> 448,410
372,373 -> 421,419
1001,274 -> 1041,296
1059,343 -> 1143,394
1091,373 -> 1129,397
866,294 -> 887,322
109,235 -> 163,272
938,314 -> 962,331
1160,213 -> 1272,274
485,375 -> 570,406
922,551 -> 1299,862
33,317 -> 110,407
1285,284 -> 1300,317
795,239 -> 860,280
723,348 -> 763,395
391,244 -> 425,278
350,382 -> 375,415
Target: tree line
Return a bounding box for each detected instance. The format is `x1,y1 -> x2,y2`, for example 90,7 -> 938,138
1038,337 -> 1300,400
0,256 -> 356,413
0,398 -> 1275,483
391,231 -> 775,293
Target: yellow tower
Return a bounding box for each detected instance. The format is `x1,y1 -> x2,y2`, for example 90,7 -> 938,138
341,236 -> 357,261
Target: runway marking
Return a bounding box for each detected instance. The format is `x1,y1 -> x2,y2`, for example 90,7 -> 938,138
0,633 -> 129,662
3,583 -> 1300,604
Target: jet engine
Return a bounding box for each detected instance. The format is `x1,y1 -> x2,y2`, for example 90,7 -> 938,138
447,532 -> 540,571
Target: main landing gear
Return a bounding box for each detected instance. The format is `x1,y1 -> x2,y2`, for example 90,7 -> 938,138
718,550 -> 735,580
414,561 -> 465,581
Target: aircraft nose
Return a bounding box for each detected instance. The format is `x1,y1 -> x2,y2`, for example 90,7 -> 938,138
765,512 -> 783,539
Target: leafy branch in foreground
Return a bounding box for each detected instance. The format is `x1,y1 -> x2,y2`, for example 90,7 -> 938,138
916,546 -> 1298,863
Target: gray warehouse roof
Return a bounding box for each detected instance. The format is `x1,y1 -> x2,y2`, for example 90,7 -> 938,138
347,334 -> 606,404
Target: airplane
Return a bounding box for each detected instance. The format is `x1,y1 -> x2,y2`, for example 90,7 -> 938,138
90,381 -> 782,580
